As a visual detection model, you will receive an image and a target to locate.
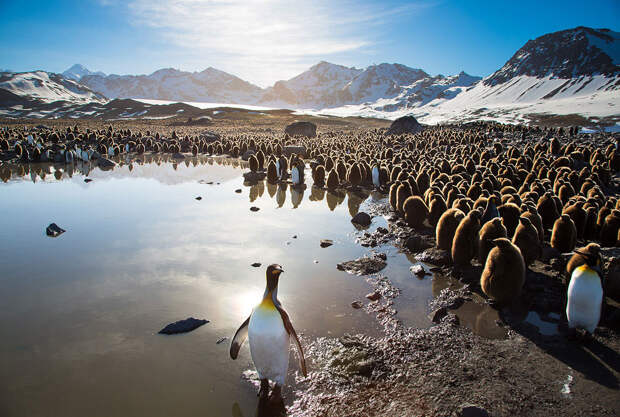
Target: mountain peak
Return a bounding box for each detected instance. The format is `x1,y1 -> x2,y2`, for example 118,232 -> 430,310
484,26 -> 620,86
63,64 -> 105,80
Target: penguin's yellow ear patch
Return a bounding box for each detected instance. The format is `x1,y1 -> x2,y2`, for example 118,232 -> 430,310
271,270 -> 278,275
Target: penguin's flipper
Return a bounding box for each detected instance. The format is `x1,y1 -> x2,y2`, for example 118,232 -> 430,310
230,316 -> 250,360
276,305 -> 307,377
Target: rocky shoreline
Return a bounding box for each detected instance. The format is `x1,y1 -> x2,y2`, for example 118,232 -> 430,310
289,199 -> 620,417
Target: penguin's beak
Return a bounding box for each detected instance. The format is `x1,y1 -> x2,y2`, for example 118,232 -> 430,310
276,266 -> 284,273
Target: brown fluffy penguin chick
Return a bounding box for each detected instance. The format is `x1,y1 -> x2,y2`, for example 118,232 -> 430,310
389,182 -> 400,211
537,192 -> 560,230
347,164 -> 362,187
600,209 -> 620,247
396,182 -> 412,215
498,202 -> 521,239
403,196 -> 429,229
267,160 -> 278,183
512,216 -> 542,266
480,238 -> 525,306
428,195 -> 448,226
521,205 -> 544,243
452,209 -> 482,265
249,154 -> 259,172
436,208 -> 466,251
313,165 -> 326,187
326,169 -> 339,189
550,214 -> 577,253
478,217 -> 507,264
566,242 -> 601,275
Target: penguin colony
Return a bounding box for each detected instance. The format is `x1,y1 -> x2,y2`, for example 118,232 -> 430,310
0,122 -> 617,335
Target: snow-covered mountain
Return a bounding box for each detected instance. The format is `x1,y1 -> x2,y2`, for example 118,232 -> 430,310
79,67 -> 264,103
306,26 -> 619,125
1,26 -> 617,125
62,64 -> 106,81
259,61 -> 438,108
0,71 -> 107,104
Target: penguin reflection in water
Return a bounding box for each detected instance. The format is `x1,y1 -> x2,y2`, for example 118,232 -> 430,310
230,264 -> 307,402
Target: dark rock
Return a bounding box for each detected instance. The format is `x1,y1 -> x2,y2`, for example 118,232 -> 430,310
386,115 -> 423,135
283,145 -> 307,157
158,317 -> 209,334
252,262 -> 261,267
97,157 -> 116,170
195,196 -> 202,200
405,235 -> 433,253
415,248 -> 451,266
199,130 -> 220,142
456,404 -> 490,417
243,171 -> 266,181
410,264 -> 427,277
46,223 -> 65,237
351,212 -> 372,226
431,307 -> 448,323
320,239 -> 333,248
84,178 -> 93,183
235,189 -> 242,193
366,291 -> 382,301
241,150 -> 255,161
351,300 -> 363,309
285,121 -> 317,138
250,206 -> 260,212
337,253 -> 387,275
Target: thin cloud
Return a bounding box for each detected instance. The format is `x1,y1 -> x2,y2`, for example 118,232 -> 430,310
125,0 -> 432,85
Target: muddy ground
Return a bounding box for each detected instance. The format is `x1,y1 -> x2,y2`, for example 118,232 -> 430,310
286,200 -> 620,417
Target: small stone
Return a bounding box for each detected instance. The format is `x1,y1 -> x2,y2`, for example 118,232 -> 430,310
313,260 -> 319,264
235,189 -> 242,193
320,239 -> 333,248
46,223 -> 65,237
158,317 -> 209,334
195,196 -> 202,200
250,206 -> 260,212
351,212 -> 372,226
456,404 -> 490,417
84,178 -> 93,183
431,307 -> 448,323
251,262 -> 261,267
410,264 -> 427,276
292,235 -> 298,239
351,301 -> 363,309
366,291 -> 381,301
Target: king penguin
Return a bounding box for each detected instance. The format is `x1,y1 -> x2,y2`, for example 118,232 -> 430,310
230,264 -> 307,401
566,248 -> 603,336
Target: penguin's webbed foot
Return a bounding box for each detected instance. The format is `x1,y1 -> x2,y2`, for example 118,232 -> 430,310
268,384 -> 283,404
258,379 -> 269,399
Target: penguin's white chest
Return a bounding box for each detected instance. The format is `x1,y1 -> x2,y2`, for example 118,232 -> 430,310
566,266 -> 602,333
291,166 -> 301,184
372,166 -> 380,187
248,304 -> 290,385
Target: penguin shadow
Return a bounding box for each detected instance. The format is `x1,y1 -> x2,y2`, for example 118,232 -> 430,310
503,301 -> 620,390
231,397 -> 287,417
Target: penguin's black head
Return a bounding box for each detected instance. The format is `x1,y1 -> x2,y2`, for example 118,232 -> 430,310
266,264 -> 284,292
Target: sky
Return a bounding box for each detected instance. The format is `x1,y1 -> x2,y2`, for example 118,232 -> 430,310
0,0 -> 618,87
